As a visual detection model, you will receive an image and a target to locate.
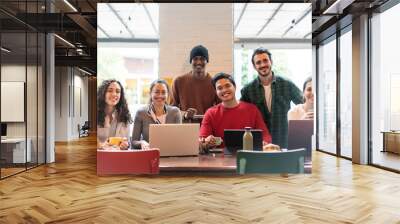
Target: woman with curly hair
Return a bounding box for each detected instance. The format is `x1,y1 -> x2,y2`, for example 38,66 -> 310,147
132,79 -> 182,149
97,79 -> 132,149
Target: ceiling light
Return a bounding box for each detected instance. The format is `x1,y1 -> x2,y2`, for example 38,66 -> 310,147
54,34 -> 75,48
1,47 -> 11,53
323,0 -> 355,15
63,0 -> 78,12
78,67 -> 92,76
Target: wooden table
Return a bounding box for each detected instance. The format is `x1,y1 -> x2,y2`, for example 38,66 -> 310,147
97,148 -> 312,174
160,153 -> 236,173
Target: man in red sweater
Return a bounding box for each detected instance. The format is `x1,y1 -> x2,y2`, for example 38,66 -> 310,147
199,72 -> 272,149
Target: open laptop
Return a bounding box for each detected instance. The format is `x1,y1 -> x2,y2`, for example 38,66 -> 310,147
223,129 -> 263,154
149,124 -> 199,157
287,120 -> 314,162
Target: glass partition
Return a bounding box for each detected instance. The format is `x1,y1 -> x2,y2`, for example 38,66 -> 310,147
371,3 -> 400,171
0,1 -> 46,179
27,30 -> 38,169
1,30 -> 28,177
317,36 -> 337,155
339,28 -> 352,158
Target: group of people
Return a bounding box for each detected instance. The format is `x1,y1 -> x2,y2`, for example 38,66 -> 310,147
97,45 -> 314,150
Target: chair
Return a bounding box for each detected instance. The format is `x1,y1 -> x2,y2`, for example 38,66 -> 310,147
236,148 -> 306,174
78,121 -> 90,138
97,149 -> 160,175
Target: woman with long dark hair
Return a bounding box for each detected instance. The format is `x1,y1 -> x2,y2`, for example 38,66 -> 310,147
132,79 -> 182,149
97,79 -> 132,149
288,77 -> 314,120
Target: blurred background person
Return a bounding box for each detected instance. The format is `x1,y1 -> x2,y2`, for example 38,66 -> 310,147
288,77 -> 314,120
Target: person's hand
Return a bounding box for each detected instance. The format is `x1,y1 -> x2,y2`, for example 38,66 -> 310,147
184,108 -> 197,119
141,140 -> 150,150
119,137 -> 129,150
263,143 -> 281,151
97,141 -> 106,149
301,111 -> 314,120
205,135 -> 217,147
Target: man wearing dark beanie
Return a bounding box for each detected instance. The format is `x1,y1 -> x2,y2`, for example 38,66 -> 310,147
171,45 -> 219,120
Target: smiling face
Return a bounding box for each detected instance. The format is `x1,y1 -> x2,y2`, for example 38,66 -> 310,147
151,83 -> 168,107
191,56 -> 207,75
105,82 -> 121,107
215,78 -> 236,102
253,53 -> 273,78
304,81 -> 314,104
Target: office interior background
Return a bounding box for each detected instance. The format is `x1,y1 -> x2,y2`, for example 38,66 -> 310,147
2,0 -> 399,178
1,0 -> 400,222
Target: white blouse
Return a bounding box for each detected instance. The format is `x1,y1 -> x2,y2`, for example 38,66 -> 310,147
97,111 -> 130,143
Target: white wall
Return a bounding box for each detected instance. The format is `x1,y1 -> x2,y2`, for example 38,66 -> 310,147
1,65 -> 33,137
72,73 -> 89,138
1,64 -> 46,163
159,3 -> 233,78
54,67 -> 89,141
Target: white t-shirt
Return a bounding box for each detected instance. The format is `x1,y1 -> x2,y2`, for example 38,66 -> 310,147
156,114 -> 167,124
288,104 -> 306,120
263,84 -> 272,112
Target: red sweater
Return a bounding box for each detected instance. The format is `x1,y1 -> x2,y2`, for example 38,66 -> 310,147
200,101 -> 272,144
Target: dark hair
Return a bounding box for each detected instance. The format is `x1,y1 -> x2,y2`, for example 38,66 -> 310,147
97,79 -> 132,127
303,77 -> 312,92
251,47 -> 272,66
149,79 -> 170,103
211,72 -> 236,89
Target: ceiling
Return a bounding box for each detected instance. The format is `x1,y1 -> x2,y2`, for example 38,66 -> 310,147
97,3 -> 312,40
0,0 -> 99,74
97,3 -> 159,39
234,3 -> 312,39
1,0 -> 394,74
311,0 -> 390,44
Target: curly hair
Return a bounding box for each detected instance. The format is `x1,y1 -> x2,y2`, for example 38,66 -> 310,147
97,79 -> 132,127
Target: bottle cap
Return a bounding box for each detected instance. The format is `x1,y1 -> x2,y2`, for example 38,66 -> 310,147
244,127 -> 252,130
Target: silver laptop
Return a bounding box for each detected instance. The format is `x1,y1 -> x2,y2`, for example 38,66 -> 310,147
149,124 -> 199,157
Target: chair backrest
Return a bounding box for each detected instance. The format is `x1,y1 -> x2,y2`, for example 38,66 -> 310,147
82,121 -> 90,129
236,148 -> 306,174
97,149 -> 160,175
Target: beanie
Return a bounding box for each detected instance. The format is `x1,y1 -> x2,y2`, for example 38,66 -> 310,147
189,45 -> 209,63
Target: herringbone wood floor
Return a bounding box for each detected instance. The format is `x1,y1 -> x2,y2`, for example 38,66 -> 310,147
1,135 -> 400,224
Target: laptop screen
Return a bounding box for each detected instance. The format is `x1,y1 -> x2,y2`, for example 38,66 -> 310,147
287,120 -> 313,162
1,123 -> 7,137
